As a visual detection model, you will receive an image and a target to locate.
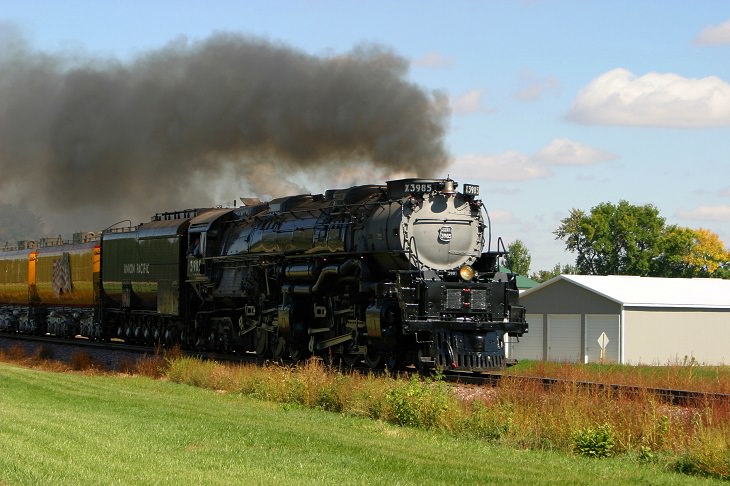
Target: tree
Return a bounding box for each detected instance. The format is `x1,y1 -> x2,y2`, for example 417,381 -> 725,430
685,228 -> 730,276
555,201 -> 730,278
531,263 -> 577,283
504,239 -> 531,275
652,226 -> 695,277
554,201 -> 665,276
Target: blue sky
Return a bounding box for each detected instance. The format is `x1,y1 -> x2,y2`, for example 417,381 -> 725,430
2,1 -> 730,272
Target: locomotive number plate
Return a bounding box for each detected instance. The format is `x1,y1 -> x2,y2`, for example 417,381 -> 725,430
404,182 -> 433,194
463,184 -> 480,196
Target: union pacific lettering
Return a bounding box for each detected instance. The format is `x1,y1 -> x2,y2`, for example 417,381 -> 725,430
122,263 -> 151,275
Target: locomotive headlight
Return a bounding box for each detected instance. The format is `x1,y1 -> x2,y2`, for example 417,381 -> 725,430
459,264 -> 475,281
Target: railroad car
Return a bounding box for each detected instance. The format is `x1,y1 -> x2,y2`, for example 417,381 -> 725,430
0,243 -> 35,333
0,177 -> 528,372
0,234 -> 99,337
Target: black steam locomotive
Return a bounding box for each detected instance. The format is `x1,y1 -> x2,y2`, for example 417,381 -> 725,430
0,177 -> 527,372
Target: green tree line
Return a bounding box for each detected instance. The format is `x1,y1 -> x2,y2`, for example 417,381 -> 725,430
504,201 -> 730,282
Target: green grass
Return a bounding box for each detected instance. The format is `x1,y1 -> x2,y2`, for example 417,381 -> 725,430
0,362 -> 724,485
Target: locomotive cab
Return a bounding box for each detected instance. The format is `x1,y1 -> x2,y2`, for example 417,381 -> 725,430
186,208 -> 237,280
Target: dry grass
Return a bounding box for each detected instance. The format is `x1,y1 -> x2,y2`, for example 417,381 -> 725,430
2,345 -> 729,480
162,356 -> 730,479
0,344 -> 68,372
508,360 -> 730,394
0,342 -> 180,377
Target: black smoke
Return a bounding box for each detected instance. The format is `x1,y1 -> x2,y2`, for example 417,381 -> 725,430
0,203 -> 43,248
0,27 -> 449,235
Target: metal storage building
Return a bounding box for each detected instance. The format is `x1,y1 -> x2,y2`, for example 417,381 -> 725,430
509,275 -> 730,365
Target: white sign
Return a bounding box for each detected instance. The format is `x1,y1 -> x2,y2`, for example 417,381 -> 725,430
597,331 -> 610,349
597,331 -> 610,362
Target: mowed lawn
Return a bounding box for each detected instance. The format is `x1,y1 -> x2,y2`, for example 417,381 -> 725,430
0,363 -> 720,485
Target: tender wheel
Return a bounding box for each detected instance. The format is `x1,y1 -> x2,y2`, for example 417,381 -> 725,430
163,327 -> 177,347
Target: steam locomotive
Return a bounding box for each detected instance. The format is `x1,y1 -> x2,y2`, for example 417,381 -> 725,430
0,178 -> 527,371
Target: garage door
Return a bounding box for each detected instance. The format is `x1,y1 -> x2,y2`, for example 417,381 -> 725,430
510,314 -> 544,360
585,314 -> 620,363
547,314 -> 581,362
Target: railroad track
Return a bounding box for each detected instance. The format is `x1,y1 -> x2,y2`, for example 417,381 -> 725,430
2,333 -> 728,406
448,372 -> 730,406
0,333 -> 268,370
0,333 -> 164,371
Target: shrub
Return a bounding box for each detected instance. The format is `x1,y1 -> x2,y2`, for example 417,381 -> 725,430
133,355 -> 167,378
349,373 -> 390,419
457,400 -> 511,441
572,423 -> 615,458
674,427 -> 730,479
386,375 -> 450,429
638,445 -> 654,463
166,356 -> 216,387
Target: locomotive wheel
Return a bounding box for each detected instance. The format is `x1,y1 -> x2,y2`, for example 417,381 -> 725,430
219,330 -> 231,353
288,342 -> 309,362
255,328 -> 269,358
415,348 -> 431,373
364,351 -> 382,369
341,352 -> 359,368
271,336 -> 287,360
384,352 -> 401,371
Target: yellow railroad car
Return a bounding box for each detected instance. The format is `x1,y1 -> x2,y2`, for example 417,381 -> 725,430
34,240 -> 99,307
0,247 -> 34,305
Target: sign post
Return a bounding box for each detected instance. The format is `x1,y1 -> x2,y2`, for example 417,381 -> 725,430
597,331 -> 610,363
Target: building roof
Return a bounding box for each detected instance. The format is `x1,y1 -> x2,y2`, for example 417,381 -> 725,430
499,266 -> 540,290
521,275 -> 730,309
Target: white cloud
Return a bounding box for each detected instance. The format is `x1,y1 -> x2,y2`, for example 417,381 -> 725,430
534,138 -> 617,166
567,68 -> 730,127
450,89 -> 490,115
450,139 -> 614,182
485,210 -> 516,224
450,152 -> 551,181
676,205 -> 730,222
512,70 -> 561,101
695,19 -> 730,45
411,52 -> 454,69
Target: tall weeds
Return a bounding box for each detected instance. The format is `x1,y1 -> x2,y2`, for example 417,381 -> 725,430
2,345 -> 729,480
160,356 -> 730,479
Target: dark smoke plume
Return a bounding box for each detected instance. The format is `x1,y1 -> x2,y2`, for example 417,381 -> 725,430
0,203 -> 43,247
0,27 -> 449,235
